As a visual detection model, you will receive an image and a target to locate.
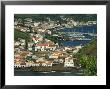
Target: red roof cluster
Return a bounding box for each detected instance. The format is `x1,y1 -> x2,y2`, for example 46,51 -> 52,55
37,44 -> 49,46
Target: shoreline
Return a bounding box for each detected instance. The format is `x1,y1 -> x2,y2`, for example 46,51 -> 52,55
14,66 -> 81,72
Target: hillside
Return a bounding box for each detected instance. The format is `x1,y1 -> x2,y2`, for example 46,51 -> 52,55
75,39 -> 97,76
78,38 -> 97,57
14,14 -> 97,22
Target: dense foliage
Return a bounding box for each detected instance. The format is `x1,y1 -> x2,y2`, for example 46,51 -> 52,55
14,14 -> 97,22
44,34 -> 59,43
78,39 -> 97,56
14,29 -> 31,49
14,29 -> 30,41
75,39 -> 97,76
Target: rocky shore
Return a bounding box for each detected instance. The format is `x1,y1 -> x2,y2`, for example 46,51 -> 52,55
14,66 -> 80,72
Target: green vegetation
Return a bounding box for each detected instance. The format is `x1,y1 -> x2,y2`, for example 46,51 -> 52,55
78,39 -> 97,56
75,39 -> 97,76
65,14 -> 97,22
14,29 -> 31,49
44,34 -> 59,43
14,29 -> 30,41
15,14 -> 97,22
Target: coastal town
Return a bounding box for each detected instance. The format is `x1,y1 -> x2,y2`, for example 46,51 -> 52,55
14,14 -> 97,73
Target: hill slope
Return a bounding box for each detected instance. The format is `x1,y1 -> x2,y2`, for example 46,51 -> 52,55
78,39 -> 97,56
75,39 -> 97,76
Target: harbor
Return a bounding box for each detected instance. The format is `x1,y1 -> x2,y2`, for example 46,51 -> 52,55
14,14 -> 97,76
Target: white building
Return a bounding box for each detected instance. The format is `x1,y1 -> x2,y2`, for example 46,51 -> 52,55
32,63 -> 40,67
73,45 -> 82,54
28,42 -> 34,51
34,44 -> 56,51
64,57 -> 74,67
14,64 -> 21,68
26,62 -> 40,67
42,61 -> 53,67
34,22 -> 40,26
14,41 -> 20,46
14,64 -> 26,68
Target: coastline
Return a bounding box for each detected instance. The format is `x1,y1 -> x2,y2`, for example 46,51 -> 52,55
14,67 -> 84,76
14,66 -> 80,72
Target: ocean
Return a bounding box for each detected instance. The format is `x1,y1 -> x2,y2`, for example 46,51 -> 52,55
58,24 -> 97,33
14,70 -> 84,76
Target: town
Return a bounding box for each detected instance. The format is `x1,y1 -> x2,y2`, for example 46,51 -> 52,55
14,14 -> 97,72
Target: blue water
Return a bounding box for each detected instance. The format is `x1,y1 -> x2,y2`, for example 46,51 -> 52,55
60,40 -> 90,46
58,24 -> 97,33
58,25 -> 97,46
14,71 -> 84,76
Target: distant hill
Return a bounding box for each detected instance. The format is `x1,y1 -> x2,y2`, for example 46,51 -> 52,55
14,14 -> 97,22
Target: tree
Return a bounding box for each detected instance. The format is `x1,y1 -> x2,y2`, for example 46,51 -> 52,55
14,29 -> 31,49
80,55 -> 97,76
75,39 -> 97,76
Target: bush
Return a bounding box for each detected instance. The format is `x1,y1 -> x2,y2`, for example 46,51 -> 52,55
75,39 -> 97,76
80,55 -> 97,76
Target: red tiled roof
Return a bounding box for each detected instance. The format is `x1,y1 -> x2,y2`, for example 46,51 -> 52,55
37,44 -> 49,46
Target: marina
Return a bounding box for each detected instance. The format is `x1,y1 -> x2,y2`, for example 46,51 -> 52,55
14,14 -> 97,76
57,25 -> 97,43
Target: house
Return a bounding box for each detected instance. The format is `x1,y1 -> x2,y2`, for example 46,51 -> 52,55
20,28 -> 27,32
32,55 -> 37,59
65,47 -> 72,51
36,57 -> 45,62
35,43 -> 48,51
48,45 -> 56,51
28,42 -> 34,51
32,63 -> 40,67
88,21 -> 96,25
20,62 -> 26,67
34,43 -> 57,52
19,51 -> 30,58
49,53 -> 59,59
47,30 -> 52,35
59,59 -> 64,63
14,59 -> 26,68
34,22 -> 40,26
14,54 -> 23,64
25,61 -> 40,67
25,62 -> 33,67
14,63 -> 21,68
14,48 -> 21,53
73,45 -> 82,54
49,51 -> 63,59
31,63 -> 39,67
19,45 -> 25,50
42,61 -> 53,67
53,59 -> 64,63
14,41 -> 20,46
14,39 -> 26,51
35,34 -> 43,38
64,57 -> 74,67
